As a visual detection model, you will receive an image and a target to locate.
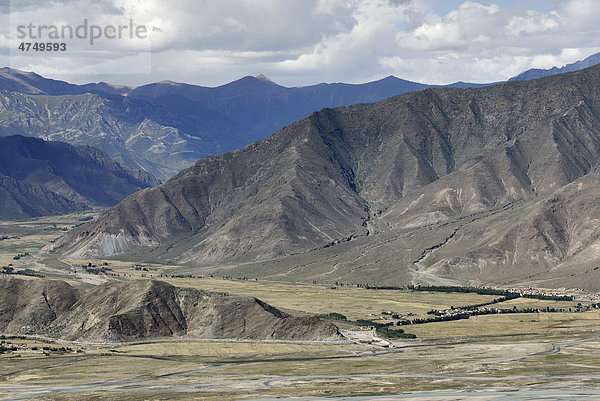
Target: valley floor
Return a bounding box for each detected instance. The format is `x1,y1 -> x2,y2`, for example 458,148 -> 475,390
1,214 -> 599,400
1,333 -> 600,400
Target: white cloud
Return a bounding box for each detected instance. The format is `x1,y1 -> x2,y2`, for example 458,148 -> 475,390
1,0 -> 600,86
277,0 -> 410,78
506,10 -> 562,36
558,0 -> 600,30
395,2 -> 504,52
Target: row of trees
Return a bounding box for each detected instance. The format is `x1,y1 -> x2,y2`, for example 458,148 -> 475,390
400,306 -> 568,326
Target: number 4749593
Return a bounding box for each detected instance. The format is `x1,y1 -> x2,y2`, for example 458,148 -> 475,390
18,43 -> 67,51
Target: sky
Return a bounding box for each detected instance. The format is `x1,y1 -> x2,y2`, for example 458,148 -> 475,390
1,0 -> 600,87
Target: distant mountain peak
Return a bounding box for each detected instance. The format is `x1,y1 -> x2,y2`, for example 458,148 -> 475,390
94,81 -> 131,90
509,51 -> 600,81
255,74 -> 272,82
2,68 -> 46,81
156,80 -> 182,86
0,67 -> 30,75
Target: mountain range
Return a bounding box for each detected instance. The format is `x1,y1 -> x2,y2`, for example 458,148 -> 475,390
48,64 -> 600,290
0,67 -> 491,181
2,53 -> 599,183
0,135 -> 158,219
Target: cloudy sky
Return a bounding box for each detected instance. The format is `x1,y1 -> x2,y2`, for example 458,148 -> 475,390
2,0 -> 600,87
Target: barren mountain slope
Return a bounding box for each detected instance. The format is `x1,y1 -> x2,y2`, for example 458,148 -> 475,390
0,278 -> 79,333
0,277 -> 342,342
0,136 -> 159,219
49,66 -> 600,288
0,174 -> 86,219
